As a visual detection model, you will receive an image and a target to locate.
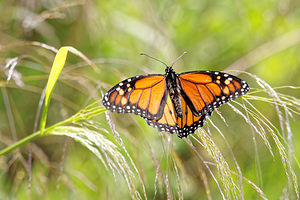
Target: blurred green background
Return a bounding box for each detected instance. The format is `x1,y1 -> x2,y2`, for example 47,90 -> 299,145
0,0 -> 299,199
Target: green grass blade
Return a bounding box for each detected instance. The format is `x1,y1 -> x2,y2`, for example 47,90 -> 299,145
39,46 -> 97,135
39,47 -> 68,135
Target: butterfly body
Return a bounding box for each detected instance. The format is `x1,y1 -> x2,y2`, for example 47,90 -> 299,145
102,67 -> 249,138
165,67 -> 183,118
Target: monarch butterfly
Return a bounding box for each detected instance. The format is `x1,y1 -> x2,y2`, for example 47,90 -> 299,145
102,53 -> 249,138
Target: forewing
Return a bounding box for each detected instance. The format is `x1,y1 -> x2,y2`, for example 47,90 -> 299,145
179,71 -> 249,116
102,74 -> 168,120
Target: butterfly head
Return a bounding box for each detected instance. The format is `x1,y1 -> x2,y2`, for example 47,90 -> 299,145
165,66 -> 174,73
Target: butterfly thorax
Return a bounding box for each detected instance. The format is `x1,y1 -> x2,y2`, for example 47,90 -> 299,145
165,67 -> 183,118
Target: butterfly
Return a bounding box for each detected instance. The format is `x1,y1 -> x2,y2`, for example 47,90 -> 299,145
102,54 -> 250,138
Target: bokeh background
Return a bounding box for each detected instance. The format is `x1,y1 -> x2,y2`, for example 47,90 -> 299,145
0,0 -> 299,199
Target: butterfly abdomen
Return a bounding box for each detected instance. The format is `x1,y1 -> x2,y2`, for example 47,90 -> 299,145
170,92 -> 183,117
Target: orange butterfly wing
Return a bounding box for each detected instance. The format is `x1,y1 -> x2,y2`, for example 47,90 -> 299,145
144,94 -> 211,137
178,71 -> 249,117
176,95 -> 211,137
143,94 -> 178,133
102,75 -> 168,120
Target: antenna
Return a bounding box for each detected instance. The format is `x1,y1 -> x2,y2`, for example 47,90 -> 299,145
170,51 -> 187,67
140,53 -> 168,67
140,52 -> 187,68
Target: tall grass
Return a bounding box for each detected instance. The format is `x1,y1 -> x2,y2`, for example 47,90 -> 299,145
1,0 -> 300,199
1,45 -> 299,199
